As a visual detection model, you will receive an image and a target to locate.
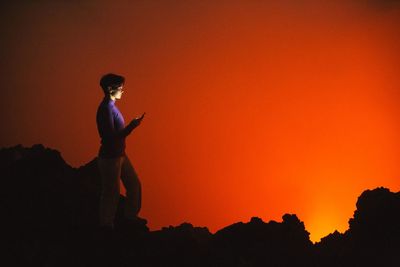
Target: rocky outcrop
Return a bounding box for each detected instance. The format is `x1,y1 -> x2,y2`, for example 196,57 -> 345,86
2,144 -> 399,266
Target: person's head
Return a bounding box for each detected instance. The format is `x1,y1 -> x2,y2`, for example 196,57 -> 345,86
100,73 -> 125,100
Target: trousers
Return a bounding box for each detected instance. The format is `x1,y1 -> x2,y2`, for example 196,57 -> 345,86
97,155 -> 142,227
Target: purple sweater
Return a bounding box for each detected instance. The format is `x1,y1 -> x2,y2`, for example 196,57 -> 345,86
96,97 -> 136,158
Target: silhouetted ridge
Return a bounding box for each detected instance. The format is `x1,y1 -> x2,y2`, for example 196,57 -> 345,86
2,144 -> 399,266
315,187 -> 400,266
212,215 -> 313,266
349,187 -> 400,239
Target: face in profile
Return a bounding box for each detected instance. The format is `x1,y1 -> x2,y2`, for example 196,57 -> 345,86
110,85 -> 124,100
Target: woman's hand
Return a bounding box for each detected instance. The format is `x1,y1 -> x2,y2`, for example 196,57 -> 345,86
130,112 -> 146,127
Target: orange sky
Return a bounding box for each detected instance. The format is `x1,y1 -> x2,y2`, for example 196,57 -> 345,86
1,1 -> 400,242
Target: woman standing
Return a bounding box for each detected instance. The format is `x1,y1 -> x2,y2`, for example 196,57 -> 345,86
96,73 -> 146,229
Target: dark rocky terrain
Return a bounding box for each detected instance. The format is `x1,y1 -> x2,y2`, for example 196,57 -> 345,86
2,144 -> 399,267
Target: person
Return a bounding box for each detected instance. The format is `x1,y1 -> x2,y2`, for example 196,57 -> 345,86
96,73 -> 146,230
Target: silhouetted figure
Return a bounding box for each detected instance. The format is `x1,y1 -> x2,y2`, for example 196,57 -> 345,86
96,73 -> 146,230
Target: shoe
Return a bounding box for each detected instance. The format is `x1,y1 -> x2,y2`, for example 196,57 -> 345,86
128,216 -> 148,225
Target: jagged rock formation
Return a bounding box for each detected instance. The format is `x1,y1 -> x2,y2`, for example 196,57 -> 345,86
210,215 -> 313,266
315,187 -> 400,266
1,144 -> 399,267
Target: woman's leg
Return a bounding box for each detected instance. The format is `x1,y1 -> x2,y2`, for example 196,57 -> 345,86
97,156 -> 123,228
120,155 -> 142,219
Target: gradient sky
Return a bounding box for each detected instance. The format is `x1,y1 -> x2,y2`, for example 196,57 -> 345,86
1,0 -> 400,242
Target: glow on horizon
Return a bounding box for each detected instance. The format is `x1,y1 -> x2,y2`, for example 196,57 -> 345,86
1,1 -> 400,242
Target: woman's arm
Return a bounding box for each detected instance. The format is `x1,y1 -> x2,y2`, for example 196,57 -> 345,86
100,107 -> 138,140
